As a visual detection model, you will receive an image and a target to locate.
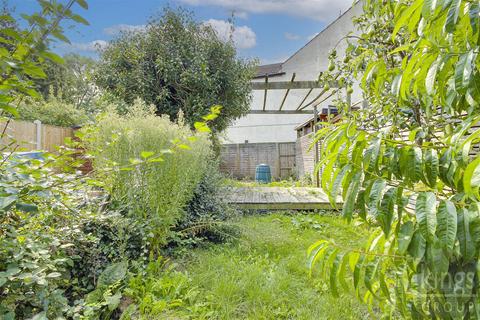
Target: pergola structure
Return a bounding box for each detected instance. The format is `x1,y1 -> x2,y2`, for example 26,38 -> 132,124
248,73 -> 352,187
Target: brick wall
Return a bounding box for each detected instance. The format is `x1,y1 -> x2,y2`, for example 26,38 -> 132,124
295,133 -> 316,178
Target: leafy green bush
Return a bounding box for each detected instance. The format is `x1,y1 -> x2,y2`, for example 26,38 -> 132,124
121,258 -> 213,319
86,100 -> 212,250
0,148 -> 102,318
18,97 -> 90,127
69,211 -> 146,294
172,160 -> 239,248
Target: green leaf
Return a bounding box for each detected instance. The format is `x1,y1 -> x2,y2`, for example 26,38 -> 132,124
329,164 -> 351,208
23,64 -> 47,78
71,13 -> 89,25
15,202 -> 38,213
76,0 -> 89,9
353,255 -> 365,295
363,137 -> 381,171
194,122 -> 211,133
307,240 -> 329,272
424,148 -> 439,187
392,0 -> 423,39
416,192 -> 437,242
98,261 -> 128,286
457,208 -> 475,261
177,144 -> 191,150
470,2 -> 480,31
329,252 -> 341,297
147,157 -> 164,163
436,200 -> 457,251
364,258 -> 380,296
338,253 -> 350,292
140,151 -> 154,159
426,240 -> 449,275
342,172 -> 363,222
46,272 -> 62,278
0,195 -> 17,211
42,51 -> 64,64
106,291 -> 122,311
422,0 -> 436,18
378,187 -> 397,236
398,221 -> 415,255
408,231 -> 427,262
368,178 -> 386,217
470,206 -> 480,250
425,58 -> 440,95
464,156 -> 480,198
445,0 -> 461,33
454,50 -> 475,92
408,147 -> 423,183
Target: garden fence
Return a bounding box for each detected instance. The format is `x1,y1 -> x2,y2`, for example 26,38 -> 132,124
220,142 -> 296,180
0,120 -> 74,152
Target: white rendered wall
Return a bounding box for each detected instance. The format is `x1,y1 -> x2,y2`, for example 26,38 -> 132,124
223,2 -> 364,144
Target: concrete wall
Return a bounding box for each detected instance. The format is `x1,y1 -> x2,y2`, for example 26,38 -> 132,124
223,2 -> 364,144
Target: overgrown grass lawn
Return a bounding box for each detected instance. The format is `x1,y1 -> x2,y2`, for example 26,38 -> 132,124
177,212 -> 373,319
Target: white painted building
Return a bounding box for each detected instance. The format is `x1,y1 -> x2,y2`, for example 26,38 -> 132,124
223,2 -> 364,144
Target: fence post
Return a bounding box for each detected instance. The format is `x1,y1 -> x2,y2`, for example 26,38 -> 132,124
276,143 -> 280,180
33,120 -> 42,150
235,143 -> 240,178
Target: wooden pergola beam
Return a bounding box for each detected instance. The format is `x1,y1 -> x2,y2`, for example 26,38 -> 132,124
251,80 -> 336,90
278,73 -> 296,111
262,75 -> 268,111
249,110 -> 315,114
296,88 -> 313,110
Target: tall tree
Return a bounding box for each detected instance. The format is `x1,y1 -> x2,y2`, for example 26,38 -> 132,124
94,8 -> 256,133
310,0 -> 480,318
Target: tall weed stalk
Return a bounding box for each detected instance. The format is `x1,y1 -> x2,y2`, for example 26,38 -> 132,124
87,100 -> 211,251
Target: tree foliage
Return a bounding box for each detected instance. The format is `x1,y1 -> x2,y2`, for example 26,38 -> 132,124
0,0 -> 89,118
94,8 -> 256,133
310,0 -> 480,318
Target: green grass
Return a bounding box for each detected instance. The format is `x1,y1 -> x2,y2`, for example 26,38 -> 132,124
174,212 -> 374,319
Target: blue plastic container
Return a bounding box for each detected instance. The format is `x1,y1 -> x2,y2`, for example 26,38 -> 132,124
255,164 -> 272,183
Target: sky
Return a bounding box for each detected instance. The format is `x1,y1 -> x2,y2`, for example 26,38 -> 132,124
12,0 -> 352,64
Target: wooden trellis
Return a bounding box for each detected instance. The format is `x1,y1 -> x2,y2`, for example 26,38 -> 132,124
249,73 -> 351,187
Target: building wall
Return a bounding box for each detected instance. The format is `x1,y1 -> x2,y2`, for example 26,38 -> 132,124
223,2 -> 364,144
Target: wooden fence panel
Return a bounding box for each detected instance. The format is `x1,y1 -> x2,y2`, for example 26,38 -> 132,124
0,120 -> 73,152
220,142 -> 296,180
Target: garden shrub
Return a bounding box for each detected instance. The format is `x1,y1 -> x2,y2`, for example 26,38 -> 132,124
17,97 -> 90,127
86,100 -> 212,250
171,160 -> 239,248
0,148 -> 103,318
69,211 -> 146,294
